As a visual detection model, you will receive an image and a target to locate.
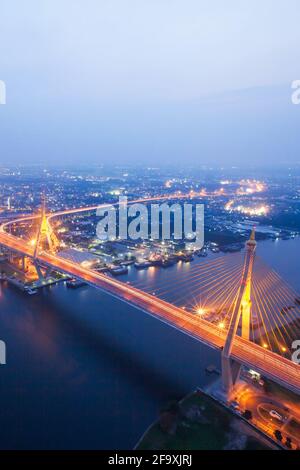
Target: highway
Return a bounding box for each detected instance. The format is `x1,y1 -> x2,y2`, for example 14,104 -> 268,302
236,381 -> 300,448
1,227 -> 300,395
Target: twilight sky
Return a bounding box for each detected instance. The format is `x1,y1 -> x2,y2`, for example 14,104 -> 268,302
0,0 -> 300,167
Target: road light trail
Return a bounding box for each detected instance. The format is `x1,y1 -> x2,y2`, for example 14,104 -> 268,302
1,201 -> 300,395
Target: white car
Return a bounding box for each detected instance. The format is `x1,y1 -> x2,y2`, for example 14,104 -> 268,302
269,410 -> 283,421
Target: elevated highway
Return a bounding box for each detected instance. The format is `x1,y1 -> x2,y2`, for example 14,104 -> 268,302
0,227 -> 300,395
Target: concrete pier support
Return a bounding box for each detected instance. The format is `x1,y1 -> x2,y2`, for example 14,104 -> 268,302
221,229 -> 256,396
221,355 -> 242,397
21,255 -> 28,272
33,261 -> 45,282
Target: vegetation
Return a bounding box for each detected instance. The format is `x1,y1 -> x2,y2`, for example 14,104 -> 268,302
243,410 -> 252,420
137,391 -> 268,450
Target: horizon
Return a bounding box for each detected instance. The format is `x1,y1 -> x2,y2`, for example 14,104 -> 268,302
1,1 -> 300,167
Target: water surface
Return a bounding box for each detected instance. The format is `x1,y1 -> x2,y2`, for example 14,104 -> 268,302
0,238 -> 298,449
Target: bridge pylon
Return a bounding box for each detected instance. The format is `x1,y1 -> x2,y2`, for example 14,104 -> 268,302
34,195 -> 59,258
221,228 -> 257,397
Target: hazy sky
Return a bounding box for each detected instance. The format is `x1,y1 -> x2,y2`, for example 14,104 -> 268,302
0,1 -> 300,167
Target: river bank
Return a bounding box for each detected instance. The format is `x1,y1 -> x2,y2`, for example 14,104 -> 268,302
135,388 -> 275,450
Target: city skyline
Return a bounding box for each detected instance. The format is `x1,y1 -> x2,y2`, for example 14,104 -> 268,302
1,164 -> 300,452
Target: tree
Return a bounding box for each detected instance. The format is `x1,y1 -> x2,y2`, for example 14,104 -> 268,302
243,410 -> 252,420
263,380 -> 272,395
159,401 -> 180,435
285,437 -> 292,449
274,429 -> 283,441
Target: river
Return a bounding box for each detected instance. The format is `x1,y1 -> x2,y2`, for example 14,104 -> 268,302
0,237 -> 299,449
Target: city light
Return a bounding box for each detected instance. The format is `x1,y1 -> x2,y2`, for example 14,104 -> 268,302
196,307 -> 206,315
220,180 -> 231,185
224,200 -> 234,211
237,180 -> 267,195
1,0 -> 300,453
225,201 -> 269,216
1,185 -> 300,453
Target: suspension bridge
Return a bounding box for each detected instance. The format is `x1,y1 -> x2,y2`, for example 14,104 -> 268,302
0,199 -> 300,400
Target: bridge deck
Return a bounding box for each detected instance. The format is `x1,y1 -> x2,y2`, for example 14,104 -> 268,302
1,231 -> 300,394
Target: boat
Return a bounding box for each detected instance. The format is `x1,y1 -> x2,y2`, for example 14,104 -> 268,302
66,278 -> 87,288
26,288 -> 38,295
109,266 -> 128,276
148,254 -> 163,266
120,259 -> 135,266
150,258 -> 163,267
96,266 -> 109,273
161,258 -> 176,268
177,252 -> 193,262
205,364 -> 220,375
220,244 -> 243,253
181,254 -> 194,262
134,261 -> 152,270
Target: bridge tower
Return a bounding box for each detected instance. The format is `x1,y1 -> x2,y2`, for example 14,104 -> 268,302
34,195 -> 59,258
221,228 -> 257,396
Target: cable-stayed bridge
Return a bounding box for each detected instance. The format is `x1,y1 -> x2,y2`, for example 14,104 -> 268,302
1,201 -> 300,399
